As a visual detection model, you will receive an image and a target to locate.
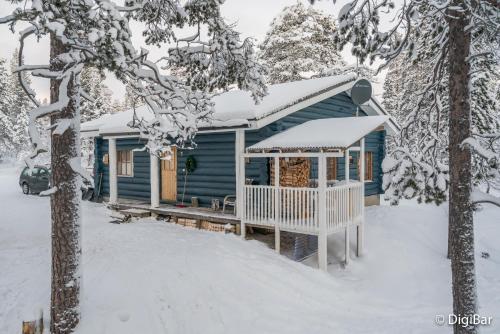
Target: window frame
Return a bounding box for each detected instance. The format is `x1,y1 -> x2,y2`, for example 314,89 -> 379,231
117,150 -> 134,177
327,157 -> 337,181
362,151 -> 374,182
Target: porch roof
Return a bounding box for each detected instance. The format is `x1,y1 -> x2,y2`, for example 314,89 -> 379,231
247,116 -> 389,152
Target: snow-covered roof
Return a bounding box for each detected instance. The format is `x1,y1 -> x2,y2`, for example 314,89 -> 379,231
81,74 -> 399,137
211,73 -> 356,122
247,116 -> 389,152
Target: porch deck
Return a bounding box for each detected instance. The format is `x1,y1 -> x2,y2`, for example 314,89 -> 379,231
112,201 -> 240,225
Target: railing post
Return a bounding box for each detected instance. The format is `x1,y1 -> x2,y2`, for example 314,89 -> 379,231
357,138 -> 365,257
318,155 -> 328,271
344,148 -> 350,265
274,156 -> 280,253
240,154 -> 246,238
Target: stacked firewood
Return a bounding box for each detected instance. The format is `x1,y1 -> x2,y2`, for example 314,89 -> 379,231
270,158 -> 313,220
270,158 -> 311,187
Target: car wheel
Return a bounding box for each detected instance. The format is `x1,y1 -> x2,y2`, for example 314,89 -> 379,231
22,183 -> 30,195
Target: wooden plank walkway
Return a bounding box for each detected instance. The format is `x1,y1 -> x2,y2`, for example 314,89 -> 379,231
113,202 -> 240,225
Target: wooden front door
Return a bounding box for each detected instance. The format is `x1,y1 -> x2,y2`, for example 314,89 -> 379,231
161,147 -> 177,201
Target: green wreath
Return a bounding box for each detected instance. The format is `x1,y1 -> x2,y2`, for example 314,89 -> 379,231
185,155 -> 197,174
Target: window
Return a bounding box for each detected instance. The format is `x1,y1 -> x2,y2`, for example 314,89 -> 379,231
117,150 -> 133,176
26,167 -> 40,176
359,152 -> 373,181
327,157 -> 337,181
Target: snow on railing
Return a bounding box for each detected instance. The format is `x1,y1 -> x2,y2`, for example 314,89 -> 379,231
243,181 -> 363,235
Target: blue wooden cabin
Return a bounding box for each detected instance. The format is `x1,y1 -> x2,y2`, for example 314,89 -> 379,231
82,74 -> 399,210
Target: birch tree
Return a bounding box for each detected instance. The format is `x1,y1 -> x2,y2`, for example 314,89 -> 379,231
0,1 -> 266,333
310,1 -> 499,333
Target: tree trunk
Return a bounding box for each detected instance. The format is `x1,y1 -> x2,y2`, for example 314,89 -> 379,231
447,4 -> 477,334
49,35 -> 82,333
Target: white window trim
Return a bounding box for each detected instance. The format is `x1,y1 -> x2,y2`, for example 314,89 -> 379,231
117,150 -> 134,178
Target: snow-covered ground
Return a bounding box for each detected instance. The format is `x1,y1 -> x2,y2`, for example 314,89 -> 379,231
0,164 -> 498,334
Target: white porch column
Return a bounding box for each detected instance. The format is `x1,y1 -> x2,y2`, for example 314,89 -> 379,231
150,153 -> 160,208
274,156 -> 280,253
344,148 -> 350,265
108,138 -> 118,204
344,148 -> 350,182
235,130 -> 245,218
357,138 -> 365,257
236,130 -> 246,238
318,155 -> 328,271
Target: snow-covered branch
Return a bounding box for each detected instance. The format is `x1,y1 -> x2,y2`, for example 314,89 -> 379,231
1,0 -> 267,170
472,189 -> 500,207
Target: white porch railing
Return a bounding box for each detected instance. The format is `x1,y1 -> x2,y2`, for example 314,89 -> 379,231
326,182 -> 363,232
243,181 -> 363,235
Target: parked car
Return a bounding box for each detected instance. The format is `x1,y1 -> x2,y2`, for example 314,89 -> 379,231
19,166 -> 51,194
19,166 -> 94,200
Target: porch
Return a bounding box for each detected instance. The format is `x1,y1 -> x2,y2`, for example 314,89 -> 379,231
237,116 -> 389,270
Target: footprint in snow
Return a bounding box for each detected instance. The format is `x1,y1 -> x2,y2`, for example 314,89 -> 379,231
117,312 -> 130,322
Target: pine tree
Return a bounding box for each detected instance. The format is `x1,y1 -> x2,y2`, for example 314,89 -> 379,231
383,33 -> 499,202
259,2 -> 346,84
0,57 -> 15,159
111,99 -> 125,114
316,1 -> 499,332
123,82 -> 144,111
9,49 -> 32,158
80,66 -> 114,167
1,2 -> 266,332
80,67 -> 113,122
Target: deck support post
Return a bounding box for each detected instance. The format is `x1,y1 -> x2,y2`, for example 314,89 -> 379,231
344,148 -> 350,266
318,155 -> 328,271
357,138 -> 365,257
274,156 -> 280,253
237,130 -> 246,237
108,137 -> 118,205
150,153 -> 160,208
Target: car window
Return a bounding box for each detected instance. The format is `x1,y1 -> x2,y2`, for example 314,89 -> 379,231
30,168 -> 40,176
38,168 -> 48,176
22,168 -> 29,176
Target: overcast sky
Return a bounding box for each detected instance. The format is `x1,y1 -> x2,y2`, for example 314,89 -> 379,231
0,0 -> 392,102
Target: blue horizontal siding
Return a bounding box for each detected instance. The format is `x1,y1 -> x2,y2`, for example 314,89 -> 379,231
94,137 -> 152,201
177,132 -> 236,207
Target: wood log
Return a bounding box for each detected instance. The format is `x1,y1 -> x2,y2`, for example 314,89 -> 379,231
270,158 -> 311,187
22,311 -> 43,334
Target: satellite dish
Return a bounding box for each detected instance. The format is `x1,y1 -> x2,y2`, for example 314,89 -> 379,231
350,79 -> 372,106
